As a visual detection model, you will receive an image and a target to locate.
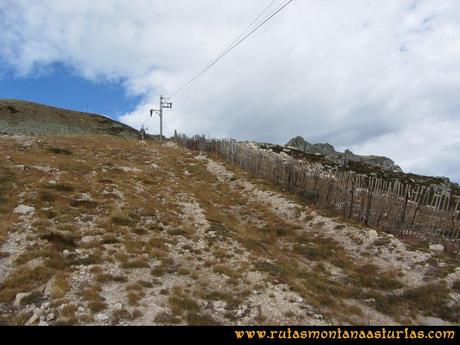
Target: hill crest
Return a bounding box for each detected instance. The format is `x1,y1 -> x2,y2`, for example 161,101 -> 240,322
0,99 -> 140,139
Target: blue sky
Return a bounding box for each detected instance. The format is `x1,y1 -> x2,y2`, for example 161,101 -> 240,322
0,0 -> 459,183
0,63 -> 140,119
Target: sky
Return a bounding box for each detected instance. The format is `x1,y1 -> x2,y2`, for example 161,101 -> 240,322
0,63 -> 141,116
0,0 -> 459,182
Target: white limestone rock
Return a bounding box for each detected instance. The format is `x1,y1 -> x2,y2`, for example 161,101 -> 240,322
13,205 -> 35,215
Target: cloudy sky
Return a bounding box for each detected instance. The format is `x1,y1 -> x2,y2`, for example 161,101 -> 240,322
1,0 -> 459,182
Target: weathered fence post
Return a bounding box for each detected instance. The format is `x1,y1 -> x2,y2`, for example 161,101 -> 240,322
348,172 -> 355,220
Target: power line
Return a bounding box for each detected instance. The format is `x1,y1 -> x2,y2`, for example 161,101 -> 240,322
225,0 -> 280,54
172,0 -> 281,98
143,1 -> 281,131
169,0 -> 295,98
170,0 -> 293,98
142,0 -> 294,132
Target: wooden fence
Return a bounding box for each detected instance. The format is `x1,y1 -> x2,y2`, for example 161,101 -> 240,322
175,136 -> 460,252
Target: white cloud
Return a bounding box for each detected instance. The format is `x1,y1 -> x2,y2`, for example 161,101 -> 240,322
1,0 -> 459,181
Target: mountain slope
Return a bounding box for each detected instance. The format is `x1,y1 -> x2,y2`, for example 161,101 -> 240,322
0,99 -> 140,139
287,136 -> 402,172
281,136 -> 459,195
0,134 -> 459,325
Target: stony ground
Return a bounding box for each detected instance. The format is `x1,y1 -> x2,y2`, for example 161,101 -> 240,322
0,134 -> 459,326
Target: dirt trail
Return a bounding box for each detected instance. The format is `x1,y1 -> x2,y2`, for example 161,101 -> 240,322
0,136 -> 459,325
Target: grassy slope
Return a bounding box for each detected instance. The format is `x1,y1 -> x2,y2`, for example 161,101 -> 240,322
0,99 -> 140,139
0,134 -> 459,325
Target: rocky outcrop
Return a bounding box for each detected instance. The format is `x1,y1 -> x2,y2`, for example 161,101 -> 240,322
287,136 -> 402,173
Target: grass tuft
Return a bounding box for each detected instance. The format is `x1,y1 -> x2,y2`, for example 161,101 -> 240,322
111,214 -> 135,226
48,147 -> 73,155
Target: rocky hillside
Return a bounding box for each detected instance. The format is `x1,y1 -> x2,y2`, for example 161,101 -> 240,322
0,133 -> 459,326
287,136 -> 402,173
283,136 -> 459,195
0,99 -> 140,139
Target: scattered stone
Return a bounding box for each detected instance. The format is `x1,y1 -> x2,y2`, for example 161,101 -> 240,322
119,166 -> 142,173
367,229 -> 379,242
78,306 -> 85,313
114,303 -> 123,310
213,301 -> 227,311
24,258 -> 45,270
79,193 -> 93,201
30,165 -> 53,173
13,205 -> 35,215
81,236 -> 97,244
415,316 -> 450,326
38,321 -> 49,326
63,249 -> 71,257
56,317 -> 71,324
40,302 -> 49,310
44,275 -> 67,297
46,313 -> 55,322
33,307 -> 43,316
25,310 -> 42,325
184,170 -> 191,176
429,244 -> 444,254
95,313 -> 109,322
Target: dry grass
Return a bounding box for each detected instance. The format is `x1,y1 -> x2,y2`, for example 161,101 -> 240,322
41,230 -> 77,248
186,312 -> 219,325
127,291 -> 143,306
0,213 -> 16,247
399,283 -> 457,322
0,266 -> 52,303
364,282 -> 459,323
154,312 -> 182,324
112,308 -> 133,324
169,294 -> 200,316
11,312 -> 31,326
46,182 -> 75,192
452,279 -> 460,291
95,273 -> 128,284
39,190 -> 58,203
204,290 -> 243,311
293,234 -> 353,269
349,264 -> 404,290
48,147 -> 73,155
80,285 -> 107,313
18,291 -> 42,306
212,264 -> 241,280
49,272 -> 70,299
112,214 -> 135,226
1,134 -> 459,326
70,254 -> 103,266
120,258 -> 150,269
60,303 -> 78,318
